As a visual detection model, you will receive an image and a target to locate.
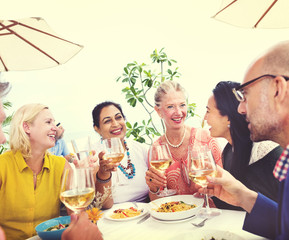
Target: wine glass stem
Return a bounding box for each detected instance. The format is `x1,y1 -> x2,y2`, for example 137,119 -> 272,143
74,210 -> 81,215
116,167 -> 121,185
163,187 -> 168,194
204,191 -> 211,214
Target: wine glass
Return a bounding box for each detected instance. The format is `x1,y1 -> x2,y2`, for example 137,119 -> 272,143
187,145 -> 221,218
60,168 -> 95,214
149,144 -> 177,197
102,138 -> 125,186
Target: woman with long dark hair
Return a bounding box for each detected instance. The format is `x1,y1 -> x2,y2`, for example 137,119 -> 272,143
204,81 -> 282,210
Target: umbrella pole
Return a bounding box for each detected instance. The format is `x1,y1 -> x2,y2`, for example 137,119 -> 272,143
212,0 -> 238,18
254,0 -> 278,28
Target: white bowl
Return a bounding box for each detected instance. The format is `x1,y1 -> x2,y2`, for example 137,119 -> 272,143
148,195 -> 204,221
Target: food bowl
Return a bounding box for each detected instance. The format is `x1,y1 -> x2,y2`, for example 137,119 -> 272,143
35,216 -> 71,240
148,195 -> 204,221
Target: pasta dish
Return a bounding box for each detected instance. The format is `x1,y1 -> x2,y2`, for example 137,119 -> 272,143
110,207 -> 142,219
155,201 -> 196,213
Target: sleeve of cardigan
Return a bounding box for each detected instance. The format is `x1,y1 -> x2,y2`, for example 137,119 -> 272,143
243,193 -> 277,239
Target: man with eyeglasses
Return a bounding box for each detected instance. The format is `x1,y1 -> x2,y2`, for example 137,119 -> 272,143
199,41 -> 289,240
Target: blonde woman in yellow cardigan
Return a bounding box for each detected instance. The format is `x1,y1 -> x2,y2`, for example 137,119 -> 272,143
0,103 -> 71,240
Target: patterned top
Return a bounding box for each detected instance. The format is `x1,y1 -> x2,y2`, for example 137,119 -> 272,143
154,127 -> 222,195
273,144 -> 289,181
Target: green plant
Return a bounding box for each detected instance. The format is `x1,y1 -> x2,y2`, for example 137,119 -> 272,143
0,100 -> 13,154
117,48 -> 197,144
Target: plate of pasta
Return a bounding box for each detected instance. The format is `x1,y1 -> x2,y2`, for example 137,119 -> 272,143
104,202 -> 148,222
148,195 -> 203,221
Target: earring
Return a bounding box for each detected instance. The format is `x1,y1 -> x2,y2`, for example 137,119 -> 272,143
228,124 -> 230,128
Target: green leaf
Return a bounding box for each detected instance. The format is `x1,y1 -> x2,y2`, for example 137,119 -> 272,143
137,137 -> 146,143
126,122 -> 132,128
147,79 -> 153,87
127,63 -> 136,67
126,130 -> 132,137
122,87 -> 129,92
132,131 -> 138,138
133,122 -> 138,128
125,94 -> 134,99
168,69 -> 172,75
124,67 -> 128,74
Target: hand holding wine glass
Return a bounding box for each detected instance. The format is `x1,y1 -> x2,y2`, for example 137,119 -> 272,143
102,138 -> 125,186
149,144 -> 177,197
60,168 -> 95,214
187,146 -> 221,217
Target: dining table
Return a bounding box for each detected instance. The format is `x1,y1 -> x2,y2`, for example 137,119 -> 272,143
97,202 -> 269,240
28,202 -> 269,240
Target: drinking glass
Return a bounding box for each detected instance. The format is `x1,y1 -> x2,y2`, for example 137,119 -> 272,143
187,146 -> 221,217
60,168 -> 95,214
102,138 -> 125,186
149,144 -> 177,197
71,136 -> 92,161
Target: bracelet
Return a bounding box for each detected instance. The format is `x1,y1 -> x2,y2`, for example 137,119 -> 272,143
149,187 -> 160,194
96,172 -> 112,183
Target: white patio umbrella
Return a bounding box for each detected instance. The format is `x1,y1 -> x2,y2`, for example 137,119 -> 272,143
213,0 -> 289,29
0,17 -> 83,71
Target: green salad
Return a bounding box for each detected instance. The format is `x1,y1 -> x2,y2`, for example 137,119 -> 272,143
45,223 -> 69,231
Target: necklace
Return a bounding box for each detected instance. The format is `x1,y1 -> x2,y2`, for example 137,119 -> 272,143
118,139 -> 135,179
165,127 -> 187,148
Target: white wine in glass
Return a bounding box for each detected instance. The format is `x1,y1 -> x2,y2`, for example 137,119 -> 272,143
60,168 -> 95,214
149,144 -> 176,197
187,146 -> 221,218
102,138 -> 125,186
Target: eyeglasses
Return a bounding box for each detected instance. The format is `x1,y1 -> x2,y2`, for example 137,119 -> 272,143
232,74 -> 289,102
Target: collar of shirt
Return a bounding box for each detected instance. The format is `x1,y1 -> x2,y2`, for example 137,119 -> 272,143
273,144 -> 289,181
14,151 -> 51,173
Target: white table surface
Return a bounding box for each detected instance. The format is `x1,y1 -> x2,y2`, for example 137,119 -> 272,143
97,202 -> 268,240
29,202 -> 269,240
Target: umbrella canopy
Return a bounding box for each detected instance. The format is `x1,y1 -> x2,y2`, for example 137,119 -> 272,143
0,17 -> 83,71
213,0 -> 289,29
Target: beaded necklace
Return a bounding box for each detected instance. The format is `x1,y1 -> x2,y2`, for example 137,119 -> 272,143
165,127 -> 187,148
118,139 -> 135,179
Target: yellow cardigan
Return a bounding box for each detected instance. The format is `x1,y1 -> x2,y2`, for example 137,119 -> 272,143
0,151 -> 66,240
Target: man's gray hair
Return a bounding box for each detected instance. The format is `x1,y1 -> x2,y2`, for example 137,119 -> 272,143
0,82 -> 10,98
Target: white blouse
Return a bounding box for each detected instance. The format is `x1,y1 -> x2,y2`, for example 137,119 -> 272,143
110,139 -> 149,203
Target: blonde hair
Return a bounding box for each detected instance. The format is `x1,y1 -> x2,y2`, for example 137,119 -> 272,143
10,103 -> 49,159
154,81 -> 186,107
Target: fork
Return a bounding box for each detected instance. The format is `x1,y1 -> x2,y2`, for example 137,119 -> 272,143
132,202 -> 144,212
191,218 -> 208,227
